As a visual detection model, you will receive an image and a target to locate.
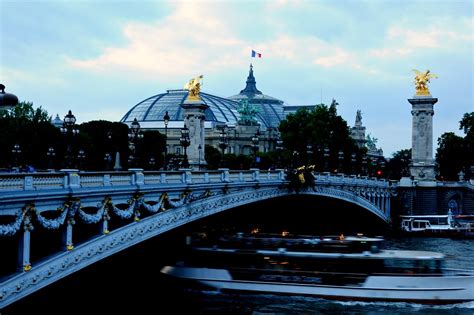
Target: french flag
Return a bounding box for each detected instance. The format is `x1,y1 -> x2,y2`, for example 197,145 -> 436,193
251,50 -> 262,58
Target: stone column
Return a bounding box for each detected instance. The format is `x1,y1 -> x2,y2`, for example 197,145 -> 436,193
408,95 -> 438,181
181,99 -> 209,169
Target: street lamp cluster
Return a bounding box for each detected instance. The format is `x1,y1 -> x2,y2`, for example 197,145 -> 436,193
11,144 -> 21,167
219,127 -> 228,166
128,118 -> 144,168
60,110 -> 81,169
251,130 -> 260,167
180,124 -> 190,168
163,111 -> 170,170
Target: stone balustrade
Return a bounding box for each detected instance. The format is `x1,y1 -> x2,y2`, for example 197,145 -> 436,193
0,169 -> 395,193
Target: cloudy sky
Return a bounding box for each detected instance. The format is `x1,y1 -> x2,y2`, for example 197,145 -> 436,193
1,0 -> 472,156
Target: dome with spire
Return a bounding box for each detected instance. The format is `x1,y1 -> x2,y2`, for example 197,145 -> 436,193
0,84 -> 19,111
228,64 -> 285,128
120,89 -> 271,129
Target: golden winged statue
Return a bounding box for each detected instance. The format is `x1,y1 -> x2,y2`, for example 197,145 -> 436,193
413,69 -> 438,96
184,75 -> 203,101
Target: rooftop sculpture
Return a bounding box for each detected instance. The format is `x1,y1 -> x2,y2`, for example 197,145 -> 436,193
184,75 -> 204,101
413,69 -> 438,96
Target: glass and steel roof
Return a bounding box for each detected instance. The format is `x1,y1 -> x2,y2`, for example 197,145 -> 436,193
121,89 -> 271,127
228,64 -> 285,128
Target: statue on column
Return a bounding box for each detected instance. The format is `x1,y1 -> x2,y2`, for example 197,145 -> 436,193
184,75 -> 204,101
412,69 -> 438,96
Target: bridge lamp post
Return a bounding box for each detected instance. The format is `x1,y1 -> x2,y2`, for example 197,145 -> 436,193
351,152 -> 357,175
180,124 -> 190,168
163,111 -> 170,170
128,118 -> 143,168
104,153 -> 112,171
323,147 -> 330,172
149,157 -> 156,170
251,130 -> 260,168
47,147 -> 56,170
61,110 -> 79,169
104,131 -> 113,171
11,143 -> 21,168
218,128 -> 228,167
306,144 -> 313,166
362,156 -> 368,176
77,149 -> 86,170
338,150 -> 344,173
378,160 -> 386,178
276,137 -> 283,169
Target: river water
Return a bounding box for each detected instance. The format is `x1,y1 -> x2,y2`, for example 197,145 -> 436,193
4,196 -> 474,314
5,236 -> 474,315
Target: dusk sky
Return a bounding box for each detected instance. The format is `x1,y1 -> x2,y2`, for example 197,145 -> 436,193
1,0 -> 472,156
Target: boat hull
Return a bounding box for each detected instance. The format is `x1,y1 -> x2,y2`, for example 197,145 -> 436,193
161,266 -> 474,304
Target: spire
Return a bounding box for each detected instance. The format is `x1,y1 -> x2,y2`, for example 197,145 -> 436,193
240,64 -> 262,96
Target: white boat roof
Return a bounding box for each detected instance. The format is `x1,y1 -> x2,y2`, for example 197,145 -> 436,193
195,247 -> 445,260
400,215 -> 448,218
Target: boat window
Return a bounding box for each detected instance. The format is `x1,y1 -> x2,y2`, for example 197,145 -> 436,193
383,259 -> 442,274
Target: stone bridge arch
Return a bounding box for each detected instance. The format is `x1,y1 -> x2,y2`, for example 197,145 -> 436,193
0,170 -> 392,308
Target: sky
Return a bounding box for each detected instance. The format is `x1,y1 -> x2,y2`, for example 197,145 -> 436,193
1,0 -> 472,156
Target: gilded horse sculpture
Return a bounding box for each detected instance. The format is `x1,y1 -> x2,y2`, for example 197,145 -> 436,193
184,75 -> 204,101
413,69 -> 438,96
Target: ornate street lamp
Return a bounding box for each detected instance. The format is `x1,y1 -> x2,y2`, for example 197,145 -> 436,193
104,153 -> 112,170
251,130 -> 260,168
149,157 -> 156,170
306,144 -> 313,165
128,118 -> 143,167
163,111 -> 170,170
77,149 -> 86,170
47,147 -> 56,170
362,156 -> 368,175
324,147 -> 330,172
61,110 -> 79,168
338,150 -> 344,173
11,144 -> 21,167
351,152 -> 357,175
218,127 -> 228,167
180,124 -> 190,168
276,136 -> 283,168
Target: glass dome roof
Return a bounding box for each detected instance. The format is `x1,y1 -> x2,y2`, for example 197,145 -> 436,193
228,64 -> 284,128
121,89 -> 272,128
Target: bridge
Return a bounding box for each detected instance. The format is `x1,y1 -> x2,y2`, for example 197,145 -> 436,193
0,168 -> 393,308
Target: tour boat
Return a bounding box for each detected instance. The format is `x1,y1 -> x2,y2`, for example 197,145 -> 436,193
161,233 -> 474,304
400,213 -> 473,237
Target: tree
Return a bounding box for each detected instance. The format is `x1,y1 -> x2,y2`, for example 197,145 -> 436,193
279,104 -> 364,173
436,112 -> 474,181
385,149 -> 411,180
78,120 -> 130,171
436,132 -> 466,181
0,102 -> 60,170
204,145 -> 221,169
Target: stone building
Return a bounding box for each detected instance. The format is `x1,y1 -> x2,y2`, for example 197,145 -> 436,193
120,65 -> 285,158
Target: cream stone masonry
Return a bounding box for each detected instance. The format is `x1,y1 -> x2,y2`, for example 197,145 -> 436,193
408,95 -> 438,181
181,98 -> 209,169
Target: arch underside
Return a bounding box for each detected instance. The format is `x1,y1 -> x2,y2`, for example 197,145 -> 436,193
0,187 -> 388,308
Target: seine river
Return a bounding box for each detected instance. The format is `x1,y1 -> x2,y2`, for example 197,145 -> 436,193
5,236 -> 474,315
4,197 -> 474,314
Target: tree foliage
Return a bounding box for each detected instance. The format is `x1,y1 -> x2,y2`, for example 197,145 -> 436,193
279,104 -> 365,173
0,103 -> 167,171
0,102 -> 60,170
436,112 -> 474,180
385,149 -> 411,180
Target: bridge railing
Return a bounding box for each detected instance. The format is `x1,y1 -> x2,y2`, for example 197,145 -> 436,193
0,169 -> 287,192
